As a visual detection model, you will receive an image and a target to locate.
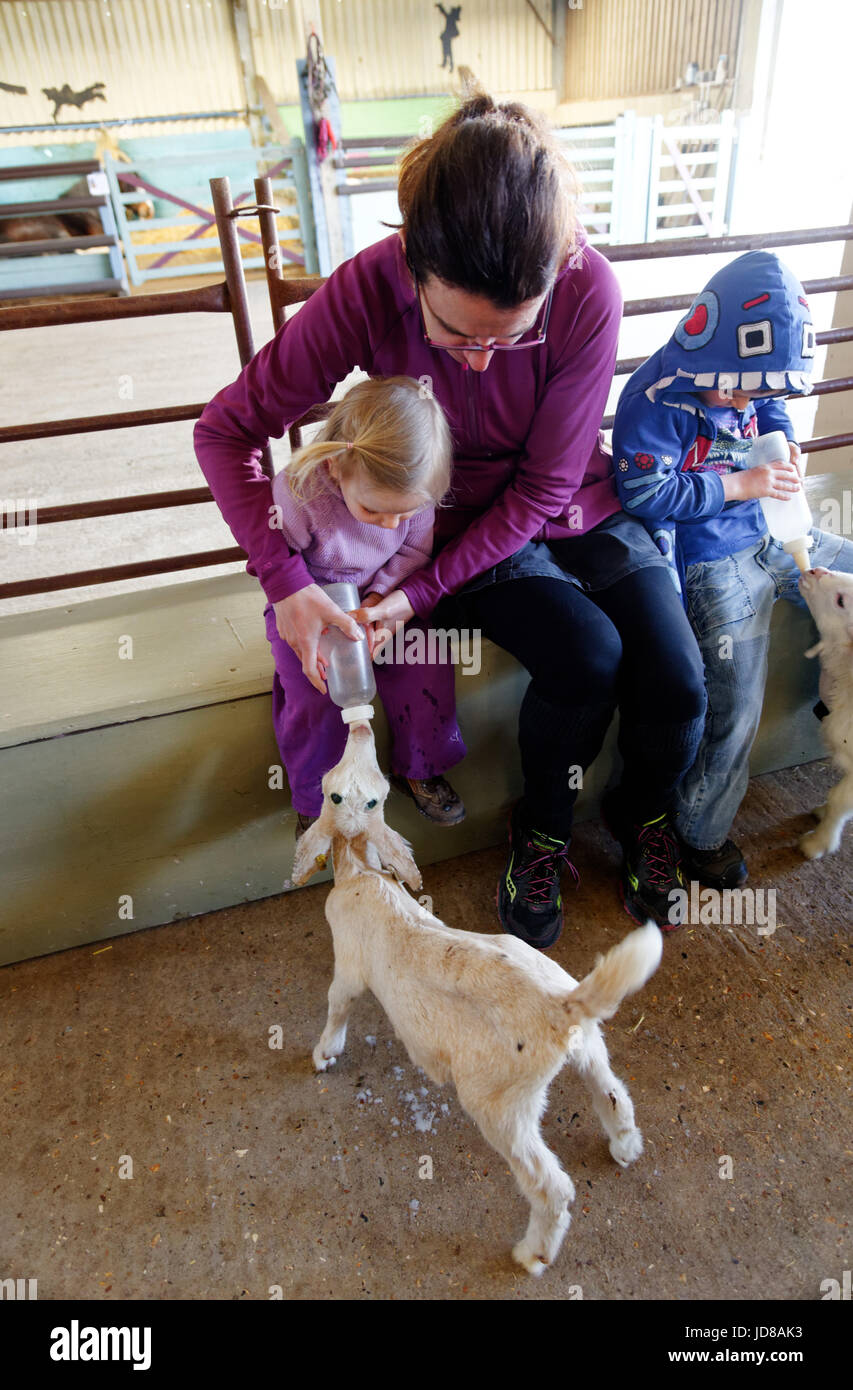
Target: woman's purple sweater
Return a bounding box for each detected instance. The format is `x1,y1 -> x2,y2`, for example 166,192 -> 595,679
193,231 -> 623,617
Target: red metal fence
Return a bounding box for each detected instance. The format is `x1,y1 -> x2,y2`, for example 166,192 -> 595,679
0,194 -> 850,602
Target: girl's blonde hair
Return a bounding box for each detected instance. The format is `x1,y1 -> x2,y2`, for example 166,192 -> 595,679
286,375 -> 452,507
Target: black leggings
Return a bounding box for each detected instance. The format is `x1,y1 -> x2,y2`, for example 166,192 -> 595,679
440,564 -> 707,839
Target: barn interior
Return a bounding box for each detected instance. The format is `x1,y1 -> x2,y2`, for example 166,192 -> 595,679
0,0 -> 850,1316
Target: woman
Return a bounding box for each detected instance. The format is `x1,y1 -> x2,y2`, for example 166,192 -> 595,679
194,95 -> 707,946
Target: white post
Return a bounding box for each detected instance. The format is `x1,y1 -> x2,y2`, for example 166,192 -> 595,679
299,2 -> 347,271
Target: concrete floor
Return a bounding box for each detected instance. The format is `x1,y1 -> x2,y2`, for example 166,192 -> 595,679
1,759 -> 849,1302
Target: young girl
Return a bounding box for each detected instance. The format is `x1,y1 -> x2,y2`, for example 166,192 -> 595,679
265,374 -> 465,833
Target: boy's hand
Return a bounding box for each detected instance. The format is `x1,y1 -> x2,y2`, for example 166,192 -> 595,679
273,584 -> 365,694
723,459 -> 802,503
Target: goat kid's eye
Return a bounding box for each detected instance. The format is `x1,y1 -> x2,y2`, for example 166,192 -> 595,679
837,594 -> 846,608
331,792 -> 343,804
366,799 -> 377,810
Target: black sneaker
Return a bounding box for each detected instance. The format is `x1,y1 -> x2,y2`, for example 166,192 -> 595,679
497,805 -> 577,950
602,790 -> 685,930
678,837 -> 748,890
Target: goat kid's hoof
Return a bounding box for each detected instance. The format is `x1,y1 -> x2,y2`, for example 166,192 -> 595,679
513,1242 -> 549,1277
313,1048 -> 337,1071
799,831 -> 826,860
610,1127 -> 643,1167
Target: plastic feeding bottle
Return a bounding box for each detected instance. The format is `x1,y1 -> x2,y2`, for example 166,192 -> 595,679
318,582 -> 376,725
747,430 -> 814,573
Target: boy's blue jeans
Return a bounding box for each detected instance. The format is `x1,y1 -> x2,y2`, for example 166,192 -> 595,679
673,527 -> 853,850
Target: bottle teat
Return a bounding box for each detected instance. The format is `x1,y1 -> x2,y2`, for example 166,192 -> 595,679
783,537 -> 814,573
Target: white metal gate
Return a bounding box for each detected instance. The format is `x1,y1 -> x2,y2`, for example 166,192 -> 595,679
556,110 -> 739,247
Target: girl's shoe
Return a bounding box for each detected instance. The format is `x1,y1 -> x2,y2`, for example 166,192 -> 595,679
390,774 -> 465,825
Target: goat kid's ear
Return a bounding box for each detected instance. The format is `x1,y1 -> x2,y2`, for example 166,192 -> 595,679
369,822 -> 423,892
292,810 -> 334,885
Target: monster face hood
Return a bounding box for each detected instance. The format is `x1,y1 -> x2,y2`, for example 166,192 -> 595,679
643,250 -> 815,404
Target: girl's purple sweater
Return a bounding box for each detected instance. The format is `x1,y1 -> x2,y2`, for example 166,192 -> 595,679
270,466 -> 434,596
194,231 -> 623,617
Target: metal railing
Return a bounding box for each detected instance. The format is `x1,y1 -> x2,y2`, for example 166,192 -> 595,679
0,184 -> 272,600
0,158 -> 127,300
599,225 -> 853,452
1,211 -> 850,601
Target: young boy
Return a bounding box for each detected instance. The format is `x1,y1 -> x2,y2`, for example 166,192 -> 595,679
612,250 -> 853,890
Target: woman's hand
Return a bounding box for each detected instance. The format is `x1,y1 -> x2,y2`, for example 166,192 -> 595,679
273,584 -> 365,694
352,589 -> 415,657
723,458 -> 802,503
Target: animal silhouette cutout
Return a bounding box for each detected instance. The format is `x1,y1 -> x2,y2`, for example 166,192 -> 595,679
42,81 -> 106,122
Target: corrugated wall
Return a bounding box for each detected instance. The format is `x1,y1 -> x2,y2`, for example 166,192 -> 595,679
563,0 -> 744,102
0,0 -> 552,145
299,0 -> 552,100
0,0 -> 246,140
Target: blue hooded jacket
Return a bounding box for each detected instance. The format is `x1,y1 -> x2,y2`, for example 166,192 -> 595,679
611,251 -> 815,591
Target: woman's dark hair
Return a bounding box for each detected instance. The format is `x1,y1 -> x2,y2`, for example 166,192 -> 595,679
393,94 -> 580,308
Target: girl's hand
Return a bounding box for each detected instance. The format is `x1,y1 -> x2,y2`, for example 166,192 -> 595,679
352,589 -> 414,657
357,591 -> 385,658
723,459 -> 802,503
273,584 -> 365,694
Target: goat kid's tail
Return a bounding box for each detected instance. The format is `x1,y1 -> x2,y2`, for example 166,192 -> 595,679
565,921 -> 662,1026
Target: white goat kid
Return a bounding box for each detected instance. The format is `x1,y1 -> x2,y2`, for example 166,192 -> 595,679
798,568 -> 853,859
293,721 -> 662,1275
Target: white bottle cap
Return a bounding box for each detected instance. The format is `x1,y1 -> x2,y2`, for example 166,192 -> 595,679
341,704 -> 375,724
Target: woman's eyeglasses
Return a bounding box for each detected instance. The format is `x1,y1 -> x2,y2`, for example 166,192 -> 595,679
415,276 -> 553,353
